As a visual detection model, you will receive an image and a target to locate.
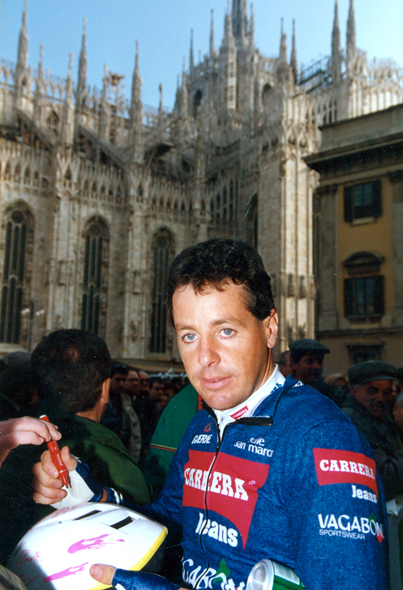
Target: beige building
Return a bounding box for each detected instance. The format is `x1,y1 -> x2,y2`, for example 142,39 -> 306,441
308,104 -> 403,373
0,1 -> 402,368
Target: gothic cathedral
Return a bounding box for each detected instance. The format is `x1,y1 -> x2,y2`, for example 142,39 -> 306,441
0,0 -> 401,365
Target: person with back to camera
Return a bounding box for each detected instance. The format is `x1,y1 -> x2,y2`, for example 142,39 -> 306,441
0,329 -> 151,565
33,239 -> 388,590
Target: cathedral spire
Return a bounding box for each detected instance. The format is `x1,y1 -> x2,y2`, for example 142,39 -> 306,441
129,41 -> 143,163
231,0 -> 247,45
158,83 -> 163,115
224,0 -> 235,47
17,0 -> 28,77
61,52 -> 74,146
77,19 -> 87,103
174,73 -> 181,113
331,1 -> 342,82
290,19 -> 297,83
130,40 -> 143,124
210,9 -> 215,57
189,29 -> 194,71
34,44 -> 43,120
249,4 -> 255,48
346,0 -> 356,72
277,19 -> 291,83
181,58 -> 188,119
37,44 -> 43,88
98,63 -> 108,141
65,52 -> 74,102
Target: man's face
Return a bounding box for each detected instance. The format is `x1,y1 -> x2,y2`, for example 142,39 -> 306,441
124,370 -> 140,398
139,371 -> 150,396
291,352 -> 324,384
173,282 -> 278,411
352,379 -> 395,418
109,373 -> 127,396
150,381 -> 164,402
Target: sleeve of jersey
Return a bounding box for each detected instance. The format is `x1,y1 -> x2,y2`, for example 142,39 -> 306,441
283,417 -> 389,590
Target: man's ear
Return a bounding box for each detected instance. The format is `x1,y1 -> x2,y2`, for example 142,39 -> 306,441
101,378 -> 110,403
264,310 -> 278,349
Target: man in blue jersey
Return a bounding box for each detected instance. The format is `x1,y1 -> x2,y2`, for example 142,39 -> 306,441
33,239 -> 388,590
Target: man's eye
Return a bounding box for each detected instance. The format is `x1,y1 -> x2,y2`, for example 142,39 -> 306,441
221,328 -> 234,337
183,333 -> 196,342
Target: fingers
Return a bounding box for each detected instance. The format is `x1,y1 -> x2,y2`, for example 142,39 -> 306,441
90,564 -> 116,585
60,446 -> 77,472
0,417 -> 61,467
0,416 -> 61,445
32,451 -> 65,504
32,448 -> 75,504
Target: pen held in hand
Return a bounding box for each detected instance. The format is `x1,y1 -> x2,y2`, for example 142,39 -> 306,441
39,415 -> 71,488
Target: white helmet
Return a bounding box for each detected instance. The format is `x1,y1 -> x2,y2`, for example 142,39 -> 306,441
7,502 -> 167,590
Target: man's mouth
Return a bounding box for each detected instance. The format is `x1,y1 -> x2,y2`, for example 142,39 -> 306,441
201,376 -> 231,389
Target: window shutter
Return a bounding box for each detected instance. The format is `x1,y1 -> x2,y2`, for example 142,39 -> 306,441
344,186 -> 353,222
344,278 -> 354,317
372,179 -> 382,218
373,275 -> 385,316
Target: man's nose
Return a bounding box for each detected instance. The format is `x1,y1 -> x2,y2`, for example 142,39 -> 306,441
198,336 -> 220,367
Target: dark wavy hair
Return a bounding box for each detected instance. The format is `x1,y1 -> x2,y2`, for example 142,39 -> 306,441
31,329 -> 112,415
166,238 -> 275,325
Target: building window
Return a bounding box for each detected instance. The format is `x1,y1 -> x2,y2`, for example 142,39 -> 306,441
344,180 -> 381,222
81,219 -> 108,335
0,209 -> 27,343
150,230 -> 174,353
343,252 -> 384,320
347,345 -> 383,365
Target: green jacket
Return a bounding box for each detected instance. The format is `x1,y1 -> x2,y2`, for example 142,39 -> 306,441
143,384 -> 199,500
0,414 -> 151,564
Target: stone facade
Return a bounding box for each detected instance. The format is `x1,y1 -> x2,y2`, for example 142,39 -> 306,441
308,104 -> 403,373
0,1 -> 402,367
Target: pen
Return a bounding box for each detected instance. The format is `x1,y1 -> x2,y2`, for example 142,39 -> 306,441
39,415 -> 71,488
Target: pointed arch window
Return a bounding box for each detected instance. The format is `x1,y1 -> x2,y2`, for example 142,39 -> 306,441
81,219 -> 108,335
150,230 -> 174,353
0,209 -> 28,343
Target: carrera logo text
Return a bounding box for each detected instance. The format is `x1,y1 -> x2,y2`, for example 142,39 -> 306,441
191,434 -> 212,445
184,467 -> 248,499
182,450 -> 270,548
195,512 -> 238,547
313,448 -> 378,496
230,406 -> 248,420
318,513 -> 384,543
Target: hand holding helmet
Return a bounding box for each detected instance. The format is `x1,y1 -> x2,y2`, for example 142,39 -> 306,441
90,565 -> 181,590
8,503 -> 168,590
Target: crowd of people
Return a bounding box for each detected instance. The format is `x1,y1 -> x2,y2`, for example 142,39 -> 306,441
0,238 -> 401,589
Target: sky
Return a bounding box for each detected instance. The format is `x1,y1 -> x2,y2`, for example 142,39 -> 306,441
1,0 -> 402,110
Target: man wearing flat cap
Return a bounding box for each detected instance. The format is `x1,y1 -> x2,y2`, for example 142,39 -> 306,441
289,338 -> 345,407
342,361 -> 403,501
343,361 -> 403,587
